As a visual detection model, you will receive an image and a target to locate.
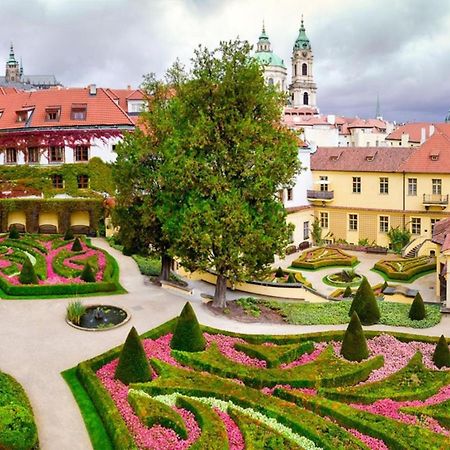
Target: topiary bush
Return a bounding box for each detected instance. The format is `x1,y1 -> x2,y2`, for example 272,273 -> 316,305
114,327 -> 152,384
18,257 -> 38,285
0,404 -> 38,450
433,335 -> 450,369
80,262 -> 96,283
170,302 -> 206,352
409,293 -> 426,321
343,286 -> 352,298
349,277 -> 380,325
71,237 -> 82,252
8,225 -> 20,239
287,272 -> 296,283
340,312 -> 369,362
275,267 -> 284,278
64,228 -> 74,240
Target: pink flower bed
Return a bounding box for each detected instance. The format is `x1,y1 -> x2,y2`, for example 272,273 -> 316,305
348,428 -> 389,450
281,342 -> 328,369
213,408 -> 245,450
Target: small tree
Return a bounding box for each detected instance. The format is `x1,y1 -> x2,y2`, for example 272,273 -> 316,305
343,285 -> 352,298
64,228 -> 74,240
114,327 -> 152,384
409,292 -> 426,320
80,262 -> 96,282
170,302 -> 206,352
9,225 -> 19,239
71,237 -> 82,252
275,267 -> 285,278
341,312 -> 369,362
432,335 -> 450,369
387,226 -> 411,253
19,257 -> 38,284
287,272 -> 296,283
349,277 -> 381,325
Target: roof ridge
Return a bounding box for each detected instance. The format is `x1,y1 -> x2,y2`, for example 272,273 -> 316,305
101,87 -> 134,126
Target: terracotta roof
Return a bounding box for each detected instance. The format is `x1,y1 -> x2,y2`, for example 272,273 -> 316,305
346,118 -> 387,130
0,87 -> 134,131
286,205 -> 312,213
283,114 -> 331,127
311,146 -> 416,172
432,217 -> 450,246
105,88 -> 145,112
386,122 -> 434,142
398,127 -> 450,173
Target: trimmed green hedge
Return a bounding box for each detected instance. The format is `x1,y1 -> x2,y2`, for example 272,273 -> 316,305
401,399 -> 450,429
373,256 -> 436,281
291,247 -> 358,270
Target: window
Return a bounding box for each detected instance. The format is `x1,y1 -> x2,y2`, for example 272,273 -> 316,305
5,148 -> 17,164
379,177 -> 389,194
379,216 -> 389,233
432,179 -> 442,195
431,218 -> 440,232
352,176 -> 361,193
303,221 -> 309,240
27,147 -> 39,164
349,214 -> 358,231
294,64 -> 297,76
287,188 -> 293,201
319,176 -> 328,192
277,190 -> 284,201
411,217 -> 421,235
302,63 -> 307,76
77,175 -> 89,189
268,78 -> 274,85
45,107 -> 60,122
48,146 -> 64,163
71,104 -> 87,120
16,111 -> 27,122
51,174 -> 63,189
408,178 -> 417,196
320,212 -> 329,229
303,92 -> 309,105
74,145 -> 89,162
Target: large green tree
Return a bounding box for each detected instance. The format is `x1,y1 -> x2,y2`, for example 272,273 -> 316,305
160,40 -> 301,307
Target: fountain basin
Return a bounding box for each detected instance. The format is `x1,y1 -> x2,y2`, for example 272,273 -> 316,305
66,304 -> 130,331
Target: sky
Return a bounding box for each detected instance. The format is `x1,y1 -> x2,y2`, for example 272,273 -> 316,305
3,0 -> 450,122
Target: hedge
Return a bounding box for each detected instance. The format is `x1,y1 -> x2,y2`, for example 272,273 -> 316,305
373,256 -> 436,281
291,248 -> 358,270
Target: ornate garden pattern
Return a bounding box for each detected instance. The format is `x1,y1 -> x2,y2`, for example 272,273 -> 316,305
76,319 -> 450,450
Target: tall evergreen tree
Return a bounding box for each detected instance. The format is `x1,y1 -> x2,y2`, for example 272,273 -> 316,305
349,277 -> 381,325
409,292 -> 426,321
433,335 -> 450,369
341,312 -> 369,362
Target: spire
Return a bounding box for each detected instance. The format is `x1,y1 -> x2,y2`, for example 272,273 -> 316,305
256,21 -> 271,53
294,14 -> 311,51
7,42 -> 18,66
20,57 -> 23,77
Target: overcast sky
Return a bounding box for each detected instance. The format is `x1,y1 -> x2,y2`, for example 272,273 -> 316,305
3,0 -> 450,122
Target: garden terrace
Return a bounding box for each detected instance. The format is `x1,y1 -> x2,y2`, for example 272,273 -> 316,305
69,319 -> 450,450
291,247 -> 358,270
373,256 -> 436,281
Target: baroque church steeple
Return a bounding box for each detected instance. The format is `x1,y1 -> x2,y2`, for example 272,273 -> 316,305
289,16 -> 317,108
5,43 -> 21,83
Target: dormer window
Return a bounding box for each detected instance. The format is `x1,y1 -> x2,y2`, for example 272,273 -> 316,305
429,150 -> 439,161
365,156 -> 374,161
0,109 -> 4,119
16,107 -> 34,123
45,106 -> 61,122
71,103 -> 87,120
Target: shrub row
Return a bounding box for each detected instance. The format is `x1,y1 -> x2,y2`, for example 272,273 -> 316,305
3,237 -> 48,254
374,257 -> 436,281
401,400 -> 450,429
291,248 -> 358,270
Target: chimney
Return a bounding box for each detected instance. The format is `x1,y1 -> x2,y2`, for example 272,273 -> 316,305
327,114 -> 336,125
420,127 -> 426,144
401,132 -> 409,146
429,124 -> 435,137
89,84 -> 97,96
127,85 -> 131,90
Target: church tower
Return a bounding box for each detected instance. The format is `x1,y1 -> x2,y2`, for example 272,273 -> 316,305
289,17 -> 317,108
5,43 -> 21,83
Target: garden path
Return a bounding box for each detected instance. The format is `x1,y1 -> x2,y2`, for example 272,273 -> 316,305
0,239 -> 447,449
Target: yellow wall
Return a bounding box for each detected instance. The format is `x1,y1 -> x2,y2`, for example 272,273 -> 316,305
70,211 -> 90,226
39,212 -> 58,226
7,211 -> 26,227
286,207 -> 313,245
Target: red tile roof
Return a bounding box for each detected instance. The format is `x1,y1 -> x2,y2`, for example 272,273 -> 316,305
386,122 -> 434,142
346,118 -> 387,130
311,146 -> 416,172
104,88 -> 145,112
432,217 -> 450,248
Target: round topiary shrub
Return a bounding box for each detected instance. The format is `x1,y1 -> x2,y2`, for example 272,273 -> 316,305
80,262 -> 96,283
18,257 -> 38,285
170,302 -> 206,352
343,285 -> 352,298
433,335 -> 450,369
275,267 -> 284,278
71,237 -> 83,252
8,225 -> 19,239
287,272 -> 296,283
340,311 -> 369,362
409,292 -> 426,321
0,404 -> 38,450
64,228 -> 74,240
114,327 -> 152,384
349,277 -> 380,325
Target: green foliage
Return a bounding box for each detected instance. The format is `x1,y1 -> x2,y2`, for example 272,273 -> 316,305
401,399 -> 450,429
67,300 -> 87,325
291,247 -> 357,270
409,293 -> 426,320
131,255 -> 161,277
71,237 -> 82,252
64,228 -> 74,240
343,286 -> 352,298
18,257 -> 38,285
310,216 -> 332,246
170,302 -> 206,352
236,297 -> 261,317
387,226 -> 411,253
374,256 -> 435,281
80,262 -> 96,283
349,277 -> 381,325
340,312 -> 369,362
432,335 -> 450,369
9,224 -> 20,239
275,266 -> 284,278
114,327 -> 152,385
287,272 -> 296,283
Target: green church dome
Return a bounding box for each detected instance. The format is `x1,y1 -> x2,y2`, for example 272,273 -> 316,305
254,51 -> 286,69
294,17 -> 311,51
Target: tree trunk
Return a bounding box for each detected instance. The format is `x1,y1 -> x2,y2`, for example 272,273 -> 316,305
159,253 -> 172,282
213,273 -> 227,308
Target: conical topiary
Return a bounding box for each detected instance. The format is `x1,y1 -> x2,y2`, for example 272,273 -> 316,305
409,292 -> 426,321
287,272 -> 296,283
432,335 -> 450,369
71,237 -> 82,252
114,327 -> 152,384
275,267 -> 284,278
348,277 -> 381,325
170,302 -> 206,352
343,285 -> 352,298
64,228 -> 74,240
80,262 -> 96,282
382,281 -> 388,292
19,257 -> 38,285
9,224 -> 19,239
341,312 -> 369,362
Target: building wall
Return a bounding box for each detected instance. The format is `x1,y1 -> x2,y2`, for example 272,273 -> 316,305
286,207 -> 313,245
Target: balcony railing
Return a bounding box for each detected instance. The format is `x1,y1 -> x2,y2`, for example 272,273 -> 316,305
307,190 -> 334,201
423,194 -> 449,206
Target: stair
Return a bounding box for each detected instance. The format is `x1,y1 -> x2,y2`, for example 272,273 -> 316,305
401,237 -> 430,258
